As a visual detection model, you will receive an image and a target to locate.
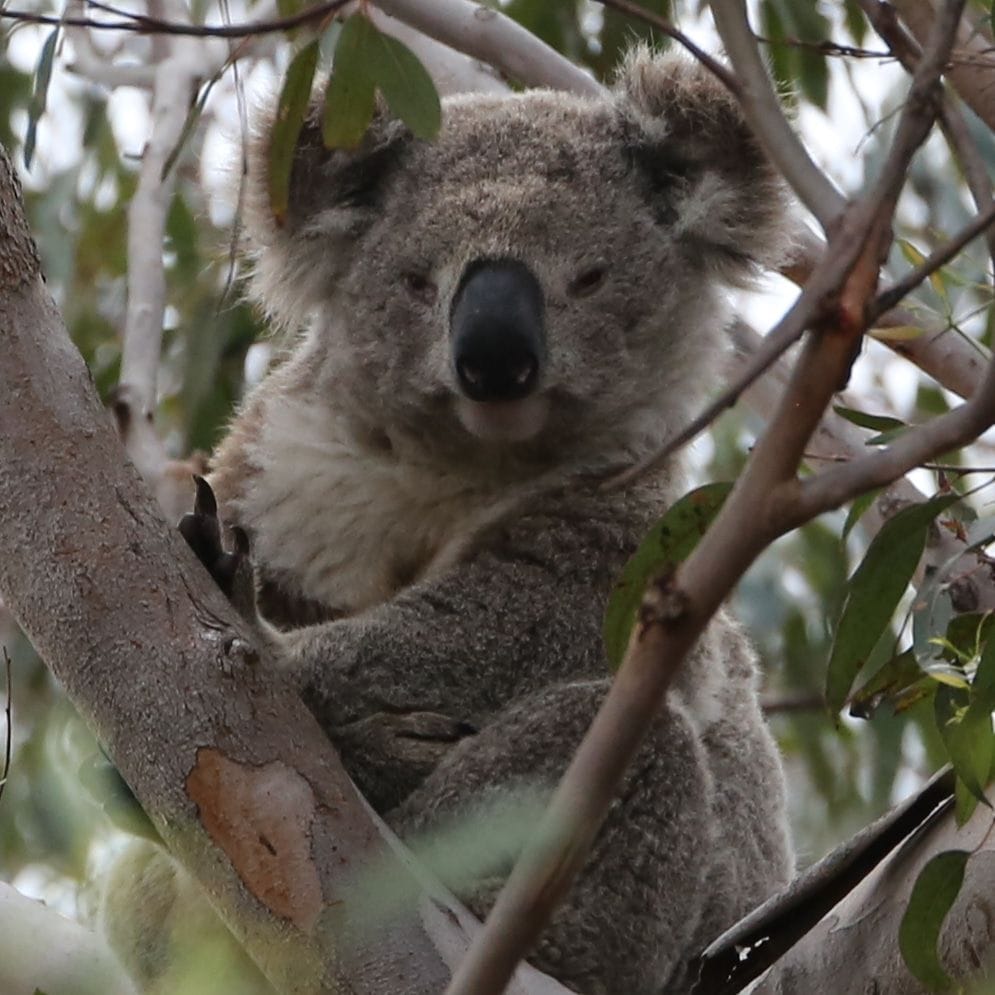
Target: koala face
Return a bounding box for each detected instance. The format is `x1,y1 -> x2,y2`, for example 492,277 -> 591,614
243,50 -> 790,473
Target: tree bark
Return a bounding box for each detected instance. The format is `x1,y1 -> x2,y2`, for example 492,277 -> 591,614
0,144 -> 570,995
757,804 -> 995,993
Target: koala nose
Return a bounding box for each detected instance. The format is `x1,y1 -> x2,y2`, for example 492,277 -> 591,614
450,259 -> 545,403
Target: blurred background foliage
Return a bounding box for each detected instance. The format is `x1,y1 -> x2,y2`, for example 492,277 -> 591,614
0,0 -> 994,933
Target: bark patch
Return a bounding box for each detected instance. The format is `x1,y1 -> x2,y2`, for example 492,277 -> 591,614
187,747 -> 323,932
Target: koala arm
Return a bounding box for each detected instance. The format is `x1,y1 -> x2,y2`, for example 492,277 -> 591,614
267,493 -> 646,811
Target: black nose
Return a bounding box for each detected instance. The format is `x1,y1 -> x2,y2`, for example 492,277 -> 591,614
450,259 -> 545,402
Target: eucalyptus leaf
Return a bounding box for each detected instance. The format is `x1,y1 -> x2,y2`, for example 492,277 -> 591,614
832,404 -> 906,434
602,483 -> 731,669
899,850 -> 968,991
826,495 -> 959,713
323,14 -> 440,148
934,683 -> 993,812
24,28 -> 59,170
842,489 -> 879,540
324,15 -> 378,149
366,24 -> 441,139
269,40 -> 320,225
849,649 -> 924,719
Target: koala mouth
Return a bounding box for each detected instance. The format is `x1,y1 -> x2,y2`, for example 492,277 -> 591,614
455,395 -> 550,443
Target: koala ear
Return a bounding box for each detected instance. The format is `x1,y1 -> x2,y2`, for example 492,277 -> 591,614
615,47 -> 794,283
241,98 -> 410,331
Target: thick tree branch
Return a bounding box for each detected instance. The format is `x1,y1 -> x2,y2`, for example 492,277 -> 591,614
373,0 -> 600,96
0,145 -> 572,995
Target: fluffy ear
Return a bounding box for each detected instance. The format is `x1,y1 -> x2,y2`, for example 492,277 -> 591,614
615,47 -> 795,282
241,99 -> 411,331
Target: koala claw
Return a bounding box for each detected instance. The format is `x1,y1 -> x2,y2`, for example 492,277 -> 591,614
179,475 -> 258,624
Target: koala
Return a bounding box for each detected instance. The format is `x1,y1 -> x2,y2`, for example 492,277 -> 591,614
104,47 -> 794,995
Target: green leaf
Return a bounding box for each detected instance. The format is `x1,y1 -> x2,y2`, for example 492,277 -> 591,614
602,483 -> 731,669
162,74 -> 221,181
934,683 -> 993,814
323,15 -> 378,149
843,0 -> 868,44
898,238 -> 948,300
899,850 -> 968,991
849,649 -> 925,719
826,495 -> 960,713
366,23 -> 441,139
23,28 -> 59,170
833,404 -> 906,434
268,39 -> 320,225
323,14 -> 440,148
842,488 -> 880,540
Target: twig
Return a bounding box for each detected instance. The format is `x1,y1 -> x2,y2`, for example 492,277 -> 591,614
891,0 -> 995,132
871,200 -> 995,318
711,0 -> 847,230
761,692 -> 826,715
789,357 -> 995,522
64,0 -> 154,87
861,0 -> 995,268
593,0 -> 738,91
0,647 -> 11,805
0,0 -> 353,37
601,287 -> 817,490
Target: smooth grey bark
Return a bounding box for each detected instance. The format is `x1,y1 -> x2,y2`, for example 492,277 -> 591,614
0,144 -> 571,995
757,803 -> 995,994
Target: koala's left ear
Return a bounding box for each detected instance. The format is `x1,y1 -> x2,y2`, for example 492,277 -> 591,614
616,48 -> 795,283
241,96 -> 412,331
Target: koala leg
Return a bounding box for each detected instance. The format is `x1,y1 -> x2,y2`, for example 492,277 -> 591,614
387,679 -> 718,995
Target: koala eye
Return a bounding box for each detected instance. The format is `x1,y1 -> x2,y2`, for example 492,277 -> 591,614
403,271 -> 438,305
568,262 -> 608,299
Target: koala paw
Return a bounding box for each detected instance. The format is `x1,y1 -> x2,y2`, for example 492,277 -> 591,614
179,475 -> 258,625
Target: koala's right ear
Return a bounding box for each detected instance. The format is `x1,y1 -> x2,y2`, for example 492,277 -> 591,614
241,100 -> 410,331
615,48 -> 795,284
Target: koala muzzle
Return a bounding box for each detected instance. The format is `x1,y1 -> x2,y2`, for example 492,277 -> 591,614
450,259 -> 545,403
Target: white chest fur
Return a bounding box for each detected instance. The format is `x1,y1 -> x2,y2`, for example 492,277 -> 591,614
229,395 -> 512,613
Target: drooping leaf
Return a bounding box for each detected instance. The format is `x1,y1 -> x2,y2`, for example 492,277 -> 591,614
934,683 -> 993,814
162,74 -> 221,182
24,28 -> 59,170
849,649 -> 925,719
899,850 -> 969,991
365,22 -> 441,139
268,39 -> 320,225
842,488 -> 880,540
602,483 -> 731,669
898,238 -> 948,300
832,404 -> 906,434
323,14 -> 440,148
323,15 -> 378,149
826,495 -> 960,713
843,0 -> 868,44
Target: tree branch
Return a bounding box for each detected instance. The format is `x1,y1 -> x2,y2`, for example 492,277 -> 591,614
444,9 -> 973,991
0,143 -> 572,995
871,200 -> 995,317
710,0 -> 847,230
372,0 -> 600,96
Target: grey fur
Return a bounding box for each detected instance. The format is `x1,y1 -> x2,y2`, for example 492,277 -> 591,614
105,48 -> 794,995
